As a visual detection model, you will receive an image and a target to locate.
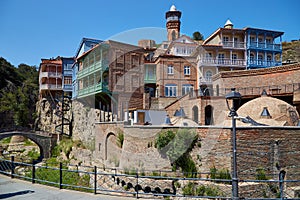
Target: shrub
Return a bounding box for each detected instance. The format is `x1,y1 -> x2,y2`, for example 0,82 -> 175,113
116,130 -> 124,148
154,130 -> 175,149
256,167 -> 268,180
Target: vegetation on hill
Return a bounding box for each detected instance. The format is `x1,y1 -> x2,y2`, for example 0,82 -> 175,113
0,57 -> 38,128
282,40 -> 300,63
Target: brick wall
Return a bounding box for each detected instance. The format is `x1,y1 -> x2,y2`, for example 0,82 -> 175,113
213,63 -> 300,95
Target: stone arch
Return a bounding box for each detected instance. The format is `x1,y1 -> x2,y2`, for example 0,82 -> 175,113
0,131 -> 55,159
205,105 -> 214,125
192,105 -> 199,124
105,132 -> 116,160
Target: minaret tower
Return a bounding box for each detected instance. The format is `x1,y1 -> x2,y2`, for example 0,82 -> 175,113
165,5 -> 181,41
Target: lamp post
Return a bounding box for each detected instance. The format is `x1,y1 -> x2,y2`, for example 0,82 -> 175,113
225,88 -> 241,200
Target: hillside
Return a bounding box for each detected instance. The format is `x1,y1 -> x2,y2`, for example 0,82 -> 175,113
282,40 -> 300,64
0,57 -> 39,128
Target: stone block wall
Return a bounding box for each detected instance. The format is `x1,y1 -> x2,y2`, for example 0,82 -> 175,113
95,123 -> 300,181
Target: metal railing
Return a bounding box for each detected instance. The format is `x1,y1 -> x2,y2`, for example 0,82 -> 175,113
1,156 -> 299,199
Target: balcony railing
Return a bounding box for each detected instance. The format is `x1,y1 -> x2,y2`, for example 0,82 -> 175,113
39,84 -> 62,91
248,42 -> 281,51
222,41 -> 245,49
63,84 -> 72,91
39,72 -> 62,81
77,60 -> 109,79
248,60 -> 281,68
144,75 -> 156,83
77,82 -> 109,98
199,77 -> 212,84
199,58 -> 246,67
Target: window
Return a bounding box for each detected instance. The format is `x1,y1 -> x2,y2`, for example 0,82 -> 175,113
234,37 -> 238,48
232,54 -> 237,64
205,70 -> 213,82
218,53 -> 225,64
184,66 -> 190,75
165,84 -> 177,97
167,65 -> 174,74
223,36 -> 229,46
182,84 -> 193,96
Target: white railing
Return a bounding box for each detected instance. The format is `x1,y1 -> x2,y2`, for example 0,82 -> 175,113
199,58 -> 246,67
39,72 -> 62,81
222,41 -> 245,49
199,77 -> 212,84
39,84 -> 62,90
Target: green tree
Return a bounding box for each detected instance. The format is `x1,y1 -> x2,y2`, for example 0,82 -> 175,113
0,57 -> 38,128
192,31 -> 204,41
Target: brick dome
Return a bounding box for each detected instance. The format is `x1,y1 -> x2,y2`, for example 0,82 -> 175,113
237,95 -> 299,126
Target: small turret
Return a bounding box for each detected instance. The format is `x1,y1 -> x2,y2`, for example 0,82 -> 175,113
224,19 -> 233,29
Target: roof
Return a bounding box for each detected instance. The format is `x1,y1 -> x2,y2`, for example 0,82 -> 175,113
75,38 -> 102,58
244,27 -> 284,38
224,19 -> 233,27
76,40 -> 144,61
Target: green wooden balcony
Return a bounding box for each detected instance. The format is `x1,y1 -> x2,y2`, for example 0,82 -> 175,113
77,59 -> 109,79
77,82 -> 109,98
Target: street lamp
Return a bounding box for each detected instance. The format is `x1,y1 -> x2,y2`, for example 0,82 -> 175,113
225,88 -> 241,200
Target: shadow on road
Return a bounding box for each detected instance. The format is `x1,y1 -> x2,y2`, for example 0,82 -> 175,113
0,190 -> 34,199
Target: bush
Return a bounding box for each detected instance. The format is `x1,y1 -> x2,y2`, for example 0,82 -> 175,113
256,167 -> 268,180
182,182 -> 224,197
116,131 -> 124,148
209,166 -> 231,184
155,130 -> 175,149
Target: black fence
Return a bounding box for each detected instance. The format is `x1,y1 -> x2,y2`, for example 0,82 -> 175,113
0,156 -> 300,199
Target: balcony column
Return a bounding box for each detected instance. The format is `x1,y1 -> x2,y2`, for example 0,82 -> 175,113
256,51 -> 258,66
264,33 -> 266,49
256,32 -> 258,48
264,51 -> 267,67
230,50 -> 232,65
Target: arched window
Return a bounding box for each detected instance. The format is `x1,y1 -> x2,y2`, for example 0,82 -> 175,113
172,30 -> 176,41
205,105 -> 213,125
192,106 -> 199,124
205,70 -> 213,82
216,84 -> 219,96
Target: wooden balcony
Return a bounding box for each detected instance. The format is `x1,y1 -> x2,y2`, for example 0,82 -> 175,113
39,72 -> 62,82
77,82 -> 109,98
248,42 -> 281,51
77,60 -> 109,79
39,84 -> 62,91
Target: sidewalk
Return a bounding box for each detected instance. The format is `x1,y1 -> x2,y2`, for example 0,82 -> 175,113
0,174 -> 135,200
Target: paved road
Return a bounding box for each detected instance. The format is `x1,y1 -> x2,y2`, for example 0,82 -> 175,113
0,174 -> 135,200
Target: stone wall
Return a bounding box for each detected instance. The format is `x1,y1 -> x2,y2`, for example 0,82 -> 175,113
94,123 -> 300,180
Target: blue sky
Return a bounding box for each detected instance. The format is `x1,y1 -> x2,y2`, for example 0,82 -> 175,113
0,0 -> 299,67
